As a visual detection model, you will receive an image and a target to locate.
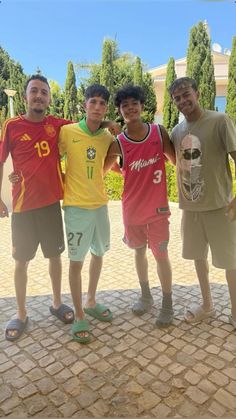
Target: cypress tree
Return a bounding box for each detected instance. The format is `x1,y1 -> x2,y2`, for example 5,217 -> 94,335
100,39 -> 115,119
163,57 -> 179,132
142,72 -> 157,123
64,61 -> 78,121
133,56 -> 143,86
186,21 -> 215,109
226,36 -> 236,124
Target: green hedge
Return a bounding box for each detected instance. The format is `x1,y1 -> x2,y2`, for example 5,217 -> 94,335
63,158 -> 235,202
104,171 -> 124,200
105,160 -> 236,202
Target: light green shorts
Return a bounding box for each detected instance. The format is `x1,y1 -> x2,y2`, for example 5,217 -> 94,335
181,207 -> 236,269
64,205 -> 110,261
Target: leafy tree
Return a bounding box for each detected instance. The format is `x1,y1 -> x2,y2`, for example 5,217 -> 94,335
186,21 -> 215,109
163,57 -> 179,133
64,61 -> 78,121
226,36 -> 236,124
133,56 -> 143,86
0,46 -> 27,121
49,80 -> 64,117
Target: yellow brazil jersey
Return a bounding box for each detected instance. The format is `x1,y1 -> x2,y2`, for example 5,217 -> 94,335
59,119 -> 113,209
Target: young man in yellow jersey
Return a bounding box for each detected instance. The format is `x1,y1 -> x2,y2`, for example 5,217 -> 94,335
59,84 -> 114,343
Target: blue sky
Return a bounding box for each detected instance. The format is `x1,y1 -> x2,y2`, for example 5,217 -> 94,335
0,0 -> 235,87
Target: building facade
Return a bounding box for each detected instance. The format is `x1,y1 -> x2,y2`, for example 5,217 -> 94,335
149,50 -> 229,123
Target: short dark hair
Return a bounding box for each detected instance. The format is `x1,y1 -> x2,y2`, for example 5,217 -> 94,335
168,77 -> 198,96
25,74 -> 50,91
84,84 -> 110,102
114,85 -> 145,107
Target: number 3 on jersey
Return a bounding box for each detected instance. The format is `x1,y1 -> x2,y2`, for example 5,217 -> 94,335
153,169 -> 162,184
34,141 -> 50,157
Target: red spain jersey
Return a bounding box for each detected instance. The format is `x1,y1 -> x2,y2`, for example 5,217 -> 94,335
0,115 -> 71,212
117,123 -> 170,225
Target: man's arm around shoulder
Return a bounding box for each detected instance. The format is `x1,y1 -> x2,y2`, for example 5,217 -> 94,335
159,125 -> 176,165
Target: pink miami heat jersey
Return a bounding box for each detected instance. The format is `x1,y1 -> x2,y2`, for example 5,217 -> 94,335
117,123 -> 170,225
0,115 -> 71,212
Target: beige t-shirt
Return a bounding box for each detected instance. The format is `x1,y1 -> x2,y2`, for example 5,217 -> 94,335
171,110 -> 236,211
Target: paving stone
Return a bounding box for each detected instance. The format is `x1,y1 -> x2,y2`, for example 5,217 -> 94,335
36,376 -> 57,394
0,384 -> 12,403
137,390 -> 160,411
59,402 -> 79,417
87,399 -> 110,416
49,389 -> 69,407
0,353 -> 8,364
223,367 -> 236,380
208,400 -> 226,417
168,362 -> 186,375
159,370 -> 172,382
197,378 -> 217,395
151,382 -> 171,397
155,354 -> 172,367
136,371 -> 154,385
11,375 -> 29,389
205,356 -> 225,369
184,370 -> 201,385
185,385 -> 210,404
18,383 -> 38,399
25,395 -> 48,415
0,396 -> 21,414
77,390 -> 99,408
151,402 -> 172,417
214,388 -> 236,410
226,380 -> 236,396
86,376 -> 106,391
62,376 -> 82,396
192,362 -> 212,376
125,380 -> 143,394
1,203 -> 235,417
18,358 -> 36,373
209,370 -> 229,386
0,360 -> 14,372
2,366 -> 23,383
38,354 -> 55,367
98,384 -> 117,400
45,360 -> 64,375
93,359 -> 112,371
54,367 -> 74,383
178,400 -> 199,416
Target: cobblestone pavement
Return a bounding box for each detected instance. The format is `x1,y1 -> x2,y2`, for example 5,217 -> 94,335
0,202 -> 236,417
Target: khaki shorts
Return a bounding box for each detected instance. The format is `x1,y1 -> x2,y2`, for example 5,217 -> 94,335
181,207 -> 236,269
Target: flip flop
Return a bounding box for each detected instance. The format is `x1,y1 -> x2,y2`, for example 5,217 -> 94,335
71,319 -> 91,344
50,304 -> 74,324
5,317 -> 29,341
184,304 -> 216,324
156,307 -> 174,328
132,296 -> 154,316
84,303 -> 113,322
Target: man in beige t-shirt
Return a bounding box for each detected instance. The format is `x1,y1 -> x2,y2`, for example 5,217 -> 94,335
169,77 -> 236,329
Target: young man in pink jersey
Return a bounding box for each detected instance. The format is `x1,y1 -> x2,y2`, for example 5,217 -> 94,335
104,85 -> 176,327
0,75 -> 74,341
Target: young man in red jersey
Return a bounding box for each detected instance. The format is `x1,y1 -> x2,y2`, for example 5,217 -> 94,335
0,75 -> 74,341
104,85 -> 176,327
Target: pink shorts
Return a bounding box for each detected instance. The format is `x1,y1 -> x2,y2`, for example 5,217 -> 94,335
123,216 -> 170,258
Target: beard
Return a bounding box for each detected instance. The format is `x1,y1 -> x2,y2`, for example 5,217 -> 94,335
32,107 -> 44,114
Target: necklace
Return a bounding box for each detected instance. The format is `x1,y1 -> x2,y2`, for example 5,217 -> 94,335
184,110 -> 205,135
